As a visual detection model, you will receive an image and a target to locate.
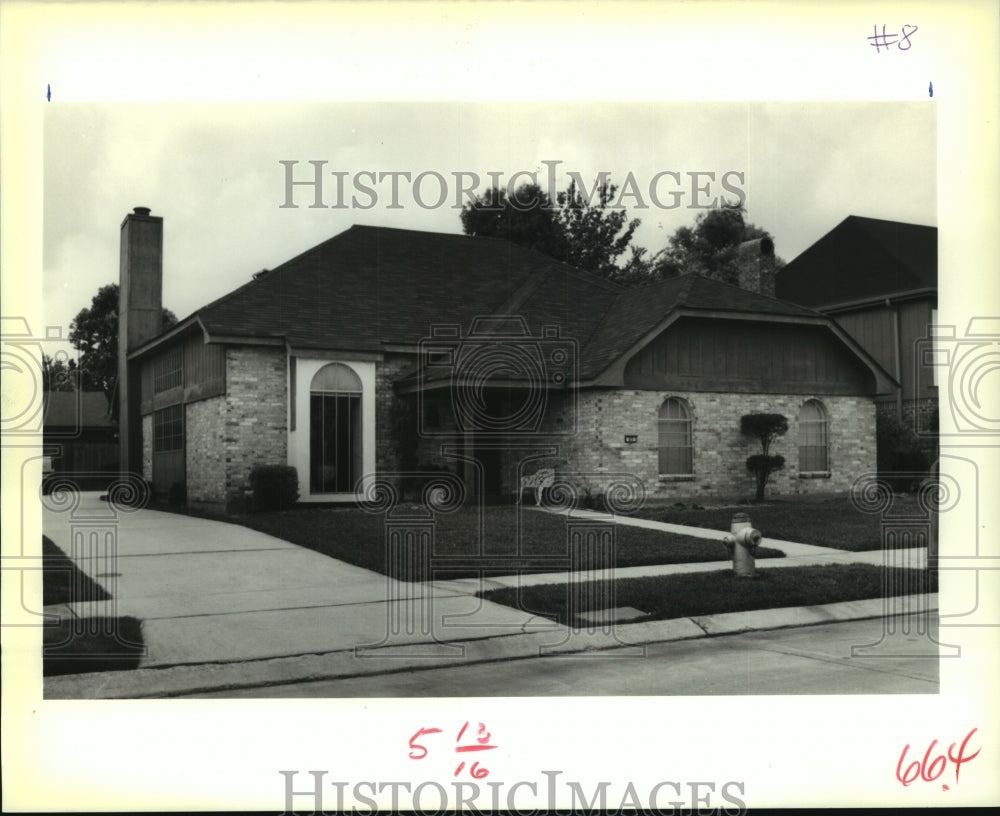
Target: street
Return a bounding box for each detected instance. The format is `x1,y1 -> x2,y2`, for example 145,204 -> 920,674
188,616 -> 941,697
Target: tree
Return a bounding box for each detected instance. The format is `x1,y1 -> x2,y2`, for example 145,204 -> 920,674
460,178 -> 641,283
68,283 -> 177,408
741,412 -> 788,502
658,202 -> 785,286
42,354 -> 79,392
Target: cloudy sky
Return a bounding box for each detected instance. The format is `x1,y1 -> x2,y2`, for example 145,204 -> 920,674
43,101 -> 935,340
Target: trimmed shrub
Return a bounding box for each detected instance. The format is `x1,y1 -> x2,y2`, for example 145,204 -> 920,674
877,412 -> 933,492
249,464 -> 299,511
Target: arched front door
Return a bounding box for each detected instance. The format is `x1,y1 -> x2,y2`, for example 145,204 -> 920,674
309,363 -> 363,494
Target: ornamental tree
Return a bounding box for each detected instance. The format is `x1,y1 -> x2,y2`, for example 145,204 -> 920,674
740,412 -> 789,502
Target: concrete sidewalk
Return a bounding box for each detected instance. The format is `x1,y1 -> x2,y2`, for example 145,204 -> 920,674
42,494 -> 930,698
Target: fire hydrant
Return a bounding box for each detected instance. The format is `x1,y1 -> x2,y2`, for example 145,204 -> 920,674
723,512 -> 762,578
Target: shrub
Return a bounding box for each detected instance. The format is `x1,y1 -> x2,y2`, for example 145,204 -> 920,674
168,481 -> 186,505
248,464 -> 299,511
877,412 -> 933,492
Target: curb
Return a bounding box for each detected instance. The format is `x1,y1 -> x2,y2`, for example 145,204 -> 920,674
43,594 -> 938,699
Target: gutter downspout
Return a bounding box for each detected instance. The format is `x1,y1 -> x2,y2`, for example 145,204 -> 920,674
886,297 -> 903,422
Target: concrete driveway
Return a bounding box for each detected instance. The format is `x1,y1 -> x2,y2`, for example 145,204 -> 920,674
42,493 -> 544,669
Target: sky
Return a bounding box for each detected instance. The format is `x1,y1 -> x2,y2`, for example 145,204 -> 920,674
43,101 -> 935,345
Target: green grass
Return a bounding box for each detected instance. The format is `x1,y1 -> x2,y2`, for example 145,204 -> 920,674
42,537 -> 144,676
481,563 -> 938,627
236,505 -> 784,580
43,617 -> 145,676
626,495 -> 929,551
43,535 -> 110,605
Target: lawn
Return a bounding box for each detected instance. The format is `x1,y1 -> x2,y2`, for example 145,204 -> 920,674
626,494 -> 930,551
236,505 -> 785,580
481,563 -> 938,628
42,536 -> 144,676
43,535 -> 110,605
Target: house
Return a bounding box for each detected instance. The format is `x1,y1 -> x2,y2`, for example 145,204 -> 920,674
43,391 -> 119,489
116,208 -> 896,509
775,215 -> 938,434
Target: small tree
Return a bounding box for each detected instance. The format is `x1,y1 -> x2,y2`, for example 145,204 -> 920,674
741,413 -> 788,502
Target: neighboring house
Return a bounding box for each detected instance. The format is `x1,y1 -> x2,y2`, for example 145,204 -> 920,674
116,208 -> 896,510
775,215 -> 938,432
43,391 -> 119,489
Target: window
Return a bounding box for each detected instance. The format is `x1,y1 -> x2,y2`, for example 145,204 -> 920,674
153,404 -> 183,452
798,399 -> 829,472
657,397 -> 693,475
310,363 -> 363,494
153,349 -> 182,393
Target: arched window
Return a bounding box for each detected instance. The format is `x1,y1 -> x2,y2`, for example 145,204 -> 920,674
658,397 -> 693,475
798,399 -> 829,472
310,363 -> 363,493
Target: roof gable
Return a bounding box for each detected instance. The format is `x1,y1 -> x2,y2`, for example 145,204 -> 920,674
776,215 -> 937,308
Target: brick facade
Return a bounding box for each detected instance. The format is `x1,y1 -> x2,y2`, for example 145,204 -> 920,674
222,347 -> 288,505
375,354 -> 416,477
141,414 -> 152,482
185,396 -> 226,504
531,388 -> 876,501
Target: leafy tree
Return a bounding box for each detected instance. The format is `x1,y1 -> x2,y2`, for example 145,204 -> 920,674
657,202 -> 785,286
554,179 -> 640,280
42,354 -> 79,392
68,283 -> 177,408
460,183 -> 568,262
460,178 -> 641,283
740,413 -> 788,502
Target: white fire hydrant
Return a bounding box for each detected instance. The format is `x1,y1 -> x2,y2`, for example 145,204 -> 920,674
723,512 -> 762,578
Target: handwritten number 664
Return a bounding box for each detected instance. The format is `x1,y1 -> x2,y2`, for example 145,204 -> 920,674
896,728 -> 981,787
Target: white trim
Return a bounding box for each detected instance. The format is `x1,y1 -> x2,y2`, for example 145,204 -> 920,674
289,357 -> 376,503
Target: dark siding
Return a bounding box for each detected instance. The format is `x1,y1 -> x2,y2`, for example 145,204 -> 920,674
829,296 -> 935,399
624,317 -> 875,394
140,333 -> 226,415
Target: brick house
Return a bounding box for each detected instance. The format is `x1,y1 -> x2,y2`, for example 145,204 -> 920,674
776,215 -> 937,432
117,208 -> 896,509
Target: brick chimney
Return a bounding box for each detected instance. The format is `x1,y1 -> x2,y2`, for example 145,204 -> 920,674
118,207 -> 163,475
736,236 -> 776,298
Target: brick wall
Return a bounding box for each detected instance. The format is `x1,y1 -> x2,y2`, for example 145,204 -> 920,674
141,414 -> 152,481
185,396 -> 226,504
223,347 -> 287,505
541,388 -> 876,501
375,354 -> 416,477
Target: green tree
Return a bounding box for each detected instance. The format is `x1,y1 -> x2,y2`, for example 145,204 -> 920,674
659,202 -> 785,286
41,354 -> 79,392
460,178 -> 641,283
68,283 -> 177,408
740,413 -> 788,502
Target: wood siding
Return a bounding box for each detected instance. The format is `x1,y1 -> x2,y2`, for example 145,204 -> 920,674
624,317 -> 875,395
140,332 -> 226,415
832,297 -> 935,399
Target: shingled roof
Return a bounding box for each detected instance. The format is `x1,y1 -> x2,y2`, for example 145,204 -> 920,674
43,391 -> 114,429
775,215 -> 937,308
136,224 -> 851,382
